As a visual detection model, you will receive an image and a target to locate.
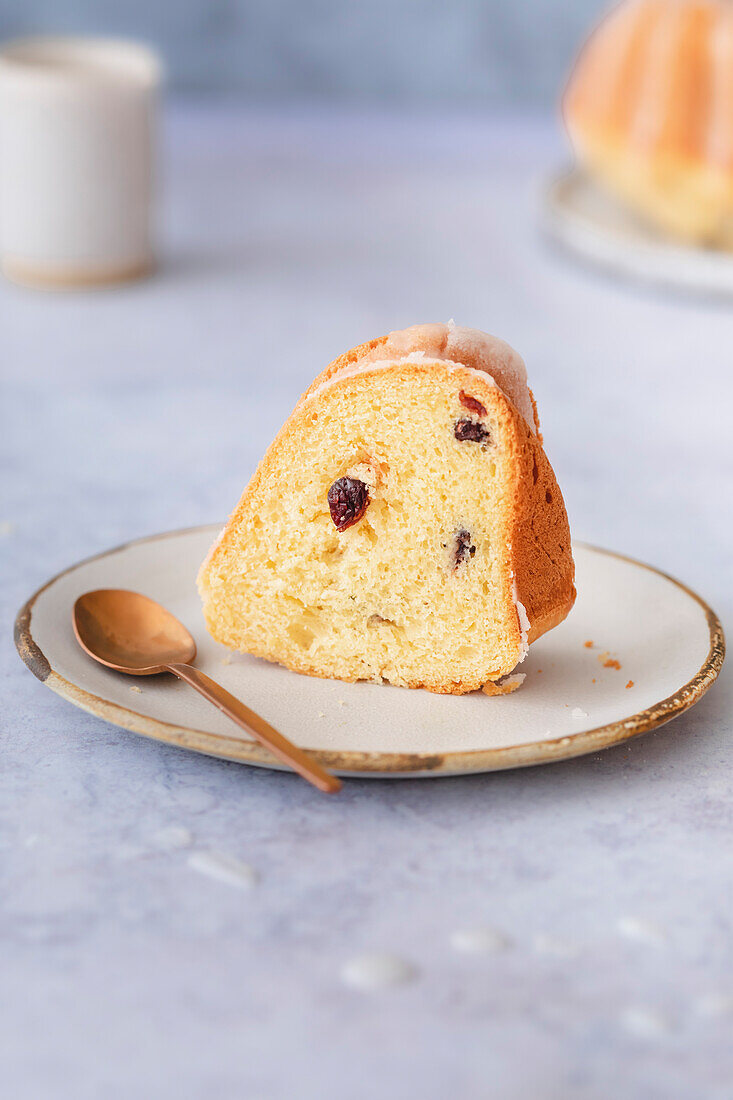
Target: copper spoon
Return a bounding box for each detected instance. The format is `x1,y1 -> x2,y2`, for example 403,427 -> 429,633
72,589 -> 341,794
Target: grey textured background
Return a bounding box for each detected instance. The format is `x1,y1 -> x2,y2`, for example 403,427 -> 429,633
3,108 -> 732,1100
0,0 -> 606,106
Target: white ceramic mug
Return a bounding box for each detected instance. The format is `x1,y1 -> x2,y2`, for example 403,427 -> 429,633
0,36 -> 161,288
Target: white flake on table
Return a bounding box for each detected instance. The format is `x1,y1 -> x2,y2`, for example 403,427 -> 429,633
617,916 -> 667,945
449,927 -> 510,954
620,1006 -> 671,1038
187,850 -> 258,889
340,953 -> 417,991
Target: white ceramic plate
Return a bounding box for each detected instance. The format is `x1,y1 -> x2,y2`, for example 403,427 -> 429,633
542,168 -> 733,297
15,525 -> 723,778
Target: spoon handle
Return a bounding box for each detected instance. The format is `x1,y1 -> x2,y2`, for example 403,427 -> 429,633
166,663 -> 341,794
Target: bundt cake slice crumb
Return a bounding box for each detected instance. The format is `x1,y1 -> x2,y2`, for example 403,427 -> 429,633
198,325 -> 575,695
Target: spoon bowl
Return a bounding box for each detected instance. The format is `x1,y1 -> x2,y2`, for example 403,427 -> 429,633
74,589 -> 196,673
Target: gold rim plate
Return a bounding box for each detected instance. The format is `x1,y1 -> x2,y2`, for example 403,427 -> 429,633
14,525 -> 725,778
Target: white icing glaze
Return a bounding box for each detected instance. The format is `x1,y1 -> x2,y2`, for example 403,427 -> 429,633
707,5 -> 733,167
187,851 -> 258,889
449,927 -> 510,954
571,706 -> 589,719
340,953 -> 417,991
511,576 -> 531,662
303,323 -> 536,431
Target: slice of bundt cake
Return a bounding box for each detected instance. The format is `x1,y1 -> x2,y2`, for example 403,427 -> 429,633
198,324 -> 575,695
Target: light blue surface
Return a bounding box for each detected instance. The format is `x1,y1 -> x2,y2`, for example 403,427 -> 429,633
2,104 -> 732,1100
0,0 -> 605,105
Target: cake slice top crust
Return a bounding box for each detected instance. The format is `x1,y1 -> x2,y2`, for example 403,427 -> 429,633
300,322 -> 539,434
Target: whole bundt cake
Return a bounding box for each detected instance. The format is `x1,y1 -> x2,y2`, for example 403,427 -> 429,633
198,324 -> 575,695
564,0 -> 733,247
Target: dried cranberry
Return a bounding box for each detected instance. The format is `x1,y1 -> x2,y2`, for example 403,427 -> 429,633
459,390 -> 487,416
454,419 -> 491,445
454,528 -> 476,568
327,477 -> 369,531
